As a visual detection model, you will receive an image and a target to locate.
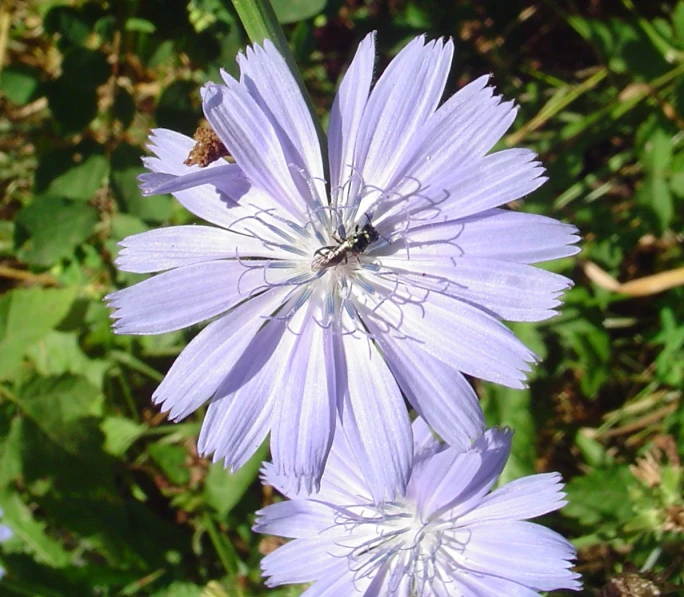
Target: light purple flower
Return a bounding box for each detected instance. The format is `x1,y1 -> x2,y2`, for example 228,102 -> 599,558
0,507 -> 11,579
106,33 -> 579,497
255,418 -> 581,596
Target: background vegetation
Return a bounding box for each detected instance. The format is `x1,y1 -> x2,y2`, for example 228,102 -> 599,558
1,0 -> 682,595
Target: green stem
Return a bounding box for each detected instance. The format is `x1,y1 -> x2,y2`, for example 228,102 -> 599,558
228,0 -> 328,175
204,512 -> 240,579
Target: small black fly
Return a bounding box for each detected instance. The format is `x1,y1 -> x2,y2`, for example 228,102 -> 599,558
311,214 -> 381,271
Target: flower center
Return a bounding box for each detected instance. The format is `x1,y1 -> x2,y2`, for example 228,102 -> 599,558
340,498 -> 445,593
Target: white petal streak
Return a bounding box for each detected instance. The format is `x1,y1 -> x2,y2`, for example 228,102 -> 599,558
202,81 -> 304,216
337,329 -> 412,502
107,260 -> 267,335
380,256 -> 572,321
356,37 -> 454,193
116,225 -> 286,273
153,288 -> 290,420
366,316 -> 485,450
328,32 -> 376,205
393,208 -> 580,264
270,303 -> 336,490
236,41 -> 325,200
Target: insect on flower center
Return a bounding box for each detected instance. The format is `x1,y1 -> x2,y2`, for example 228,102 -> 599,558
310,214 -> 381,272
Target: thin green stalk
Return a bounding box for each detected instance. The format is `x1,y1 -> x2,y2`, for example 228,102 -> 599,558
204,512 -> 241,579
227,0 -> 328,177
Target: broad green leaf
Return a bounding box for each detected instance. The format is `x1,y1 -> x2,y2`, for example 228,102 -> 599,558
0,65 -> 42,105
44,5 -> 90,47
148,443 -> 191,486
271,0 -> 327,24
0,417 -> 24,488
0,490 -> 71,567
125,17 -> 156,33
204,441 -> 268,517
16,374 -> 102,422
26,331 -> 109,389
0,220 -> 13,255
637,175 -> 673,233
34,142 -> 109,201
0,287 -> 77,380
101,417 -> 147,457
15,196 -> 99,266
111,144 -> 173,223
564,466 -> 634,526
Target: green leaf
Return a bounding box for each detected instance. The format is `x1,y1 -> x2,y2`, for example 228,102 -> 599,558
125,17 -> 157,33
0,417 -> 24,488
101,417 -> 147,457
44,5 -> 90,47
270,0 -> 327,24
15,196 -> 99,266
111,144 -> 172,222
1,490 -> 71,567
204,441 -> 268,517
481,384 -> 536,483
0,287 -> 77,380
46,77 -> 98,135
564,466 -> 635,527
113,87 -> 136,130
157,80 -> 200,137
637,175 -> 673,233
149,581 -> 204,597
26,331 -> 109,389
0,65 -> 42,105
34,142 -> 109,201
672,1 -> 684,46
15,374 -> 102,425
148,443 -> 191,485
60,47 -> 111,89
641,128 -> 673,175
0,220 -> 13,255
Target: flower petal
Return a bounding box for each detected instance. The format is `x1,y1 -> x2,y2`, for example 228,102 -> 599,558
458,472 -> 568,524
328,32 -> 376,207
152,288 -> 290,420
261,538 -> 345,587
390,75 -> 516,192
202,81 -> 306,217
115,225 -> 287,273
363,282 -> 536,388
415,428 -> 512,517
235,41 -> 326,202
354,37 -> 454,197
461,520 -> 581,591
106,260 -> 267,334
253,499 -> 334,539
336,325 -> 413,502
270,302 -> 337,492
389,208 -> 580,264
380,256 -> 573,322
364,315 -> 485,450
197,318 -> 288,470
142,129 -> 281,228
